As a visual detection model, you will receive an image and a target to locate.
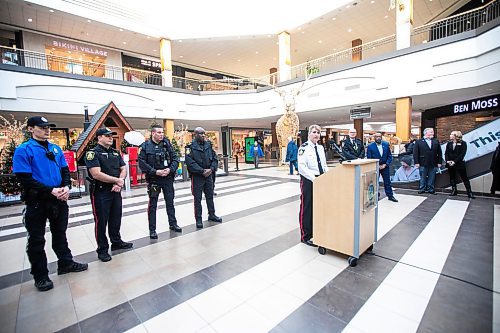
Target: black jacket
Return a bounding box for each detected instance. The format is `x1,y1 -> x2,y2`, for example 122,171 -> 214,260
185,140 -> 218,175
138,138 -> 179,183
445,141 -> 467,166
413,138 -> 443,167
342,138 -> 365,160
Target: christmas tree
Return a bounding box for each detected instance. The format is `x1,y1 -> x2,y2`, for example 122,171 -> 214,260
0,115 -> 27,196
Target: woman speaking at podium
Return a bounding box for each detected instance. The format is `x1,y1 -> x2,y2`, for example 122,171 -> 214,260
297,124 -> 328,247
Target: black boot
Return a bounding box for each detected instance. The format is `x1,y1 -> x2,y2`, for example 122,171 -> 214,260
449,181 -> 458,196
465,183 -> 475,199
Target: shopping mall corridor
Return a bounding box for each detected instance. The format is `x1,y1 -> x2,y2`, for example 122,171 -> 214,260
0,166 -> 498,333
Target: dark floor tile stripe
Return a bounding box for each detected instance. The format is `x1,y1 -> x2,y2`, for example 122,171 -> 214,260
273,195 -> 449,333
0,194 -> 299,291
59,229 -> 299,333
0,178 -> 284,242
417,198 -> 494,333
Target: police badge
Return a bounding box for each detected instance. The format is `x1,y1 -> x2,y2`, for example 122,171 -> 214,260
86,151 -> 95,160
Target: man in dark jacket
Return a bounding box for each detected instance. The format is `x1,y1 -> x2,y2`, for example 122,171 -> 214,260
367,133 -> 398,202
185,127 -> 222,228
413,128 -> 443,194
285,137 -> 299,175
342,128 -> 365,160
139,125 -> 181,239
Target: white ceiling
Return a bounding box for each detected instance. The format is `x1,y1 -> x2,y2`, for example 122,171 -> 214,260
0,0 -> 469,78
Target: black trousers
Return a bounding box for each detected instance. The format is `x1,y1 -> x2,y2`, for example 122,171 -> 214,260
147,180 -> 177,231
299,176 -> 313,242
24,199 -> 73,281
90,189 -> 123,254
191,174 -> 215,222
449,162 -> 471,191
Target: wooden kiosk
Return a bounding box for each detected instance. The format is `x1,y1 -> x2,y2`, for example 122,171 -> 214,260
313,159 -> 379,266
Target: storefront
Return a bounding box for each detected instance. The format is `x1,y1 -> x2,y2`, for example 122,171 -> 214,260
21,31 -> 122,79
421,94 -> 500,142
121,54 -> 162,85
230,128 -> 272,159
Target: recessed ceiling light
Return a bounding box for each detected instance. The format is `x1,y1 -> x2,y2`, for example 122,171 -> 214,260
348,28 -> 352,32
51,47 -> 55,50
87,19 -> 91,23
122,41 -> 127,44
237,59 -> 241,62
256,64 -> 259,67
217,53 -> 221,56
153,49 -> 157,52
371,0 -> 375,3
255,51 -> 259,54
202,61 -> 206,64
27,18 -> 33,22
49,9 -> 54,12
298,27 -> 302,30
86,33 -> 89,36
179,40 -> 182,42
301,31 -> 305,34
332,17 -> 337,21
68,51 -> 71,54
384,15 -> 388,19
267,34 -> 271,38
318,40 -> 322,43
346,5 -> 350,8
119,28 -> 123,31
147,36 -> 150,39
179,55 -> 183,58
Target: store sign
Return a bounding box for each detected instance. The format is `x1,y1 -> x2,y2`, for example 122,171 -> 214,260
140,59 -> 161,68
453,96 -> 499,114
52,40 -> 108,57
63,151 -> 77,172
350,107 -> 371,120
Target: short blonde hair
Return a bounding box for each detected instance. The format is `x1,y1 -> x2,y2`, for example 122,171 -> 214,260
451,130 -> 463,141
308,124 -> 321,133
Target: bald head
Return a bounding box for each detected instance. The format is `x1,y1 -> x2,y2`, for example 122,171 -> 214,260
194,127 -> 206,143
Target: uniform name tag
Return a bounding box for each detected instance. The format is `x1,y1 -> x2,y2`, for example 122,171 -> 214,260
164,160 -> 168,166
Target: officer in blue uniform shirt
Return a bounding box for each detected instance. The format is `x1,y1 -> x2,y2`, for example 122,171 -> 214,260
85,127 -> 133,262
13,116 -> 88,292
139,124 -> 181,239
297,124 -> 328,247
185,127 -> 222,228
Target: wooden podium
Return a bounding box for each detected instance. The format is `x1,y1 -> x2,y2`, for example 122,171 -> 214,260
313,159 -> 379,266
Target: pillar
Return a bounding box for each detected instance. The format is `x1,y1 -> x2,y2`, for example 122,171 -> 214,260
163,119 -> 174,139
278,32 -> 291,82
396,97 -> 412,142
160,38 -> 173,87
396,0 -> 413,50
354,119 -> 363,140
352,38 -> 362,62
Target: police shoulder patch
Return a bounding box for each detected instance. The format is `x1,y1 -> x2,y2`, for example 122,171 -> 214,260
185,147 -> 191,155
298,148 -> 305,156
86,151 -> 95,160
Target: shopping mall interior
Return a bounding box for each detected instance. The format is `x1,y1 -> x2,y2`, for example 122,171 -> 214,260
0,0 -> 499,332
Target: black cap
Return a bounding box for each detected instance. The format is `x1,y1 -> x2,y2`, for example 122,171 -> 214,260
95,127 -> 117,137
27,116 -> 56,128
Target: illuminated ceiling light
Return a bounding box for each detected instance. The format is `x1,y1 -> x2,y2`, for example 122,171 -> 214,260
153,49 -> 157,52
255,51 -> 259,54
298,27 -> 302,30
202,61 -> 206,64
119,28 -> 123,31
267,34 -> 271,37
179,55 -> 183,58
27,18 -> 33,22
318,40 -> 322,43
346,4 -> 350,8
87,19 -> 91,23
49,9 -> 54,12
371,0 -> 375,3
86,33 -> 89,36
178,40 -> 182,42
256,64 -> 259,67
123,41 -> 127,44
146,36 -> 151,39
51,47 -> 55,50
348,28 -> 352,32
384,15 -> 388,19
217,53 -> 221,56
332,17 -> 337,20
301,31 -> 305,34
237,59 -> 241,62
68,51 -> 71,53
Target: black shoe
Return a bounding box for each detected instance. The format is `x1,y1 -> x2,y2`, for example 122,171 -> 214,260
150,231 -> 158,239
388,196 -> 398,202
428,191 -> 436,195
467,192 -> 475,199
57,261 -> 88,275
98,253 -> 112,262
450,187 -> 458,196
301,239 -> 318,247
208,215 -> 222,223
111,242 -> 133,251
34,277 -> 53,292
196,221 -> 203,228
418,190 -> 426,194
169,224 -> 182,232
214,192 -> 218,196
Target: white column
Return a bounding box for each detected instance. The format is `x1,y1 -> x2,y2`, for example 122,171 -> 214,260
396,0 -> 413,50
278,31 -> 291,83
160,38 -> 173,87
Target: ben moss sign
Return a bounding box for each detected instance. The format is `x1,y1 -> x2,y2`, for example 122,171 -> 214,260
453,95 -> 499,115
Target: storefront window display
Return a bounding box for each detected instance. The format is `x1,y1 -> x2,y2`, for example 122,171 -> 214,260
45,43 -> 106,77
231,129 -> 272,159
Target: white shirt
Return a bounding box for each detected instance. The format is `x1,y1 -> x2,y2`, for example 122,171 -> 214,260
298,141 -> 329,182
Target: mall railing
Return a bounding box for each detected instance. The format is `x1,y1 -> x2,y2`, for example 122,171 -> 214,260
411,0 -> 500,45
1,0 -> 498,92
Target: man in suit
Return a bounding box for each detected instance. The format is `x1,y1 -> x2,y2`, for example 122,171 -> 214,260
413,128 -> 443,194
342,128 -> 365,160
367,133 -> 398,202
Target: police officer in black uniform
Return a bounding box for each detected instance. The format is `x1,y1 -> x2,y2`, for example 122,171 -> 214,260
185,127 -> 222,228
13,116 -> 88,292
139,125 -> 182,239
85,127 -> 133,262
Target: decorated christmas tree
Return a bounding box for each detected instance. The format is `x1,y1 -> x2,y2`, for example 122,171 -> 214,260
0,115 -> 27,196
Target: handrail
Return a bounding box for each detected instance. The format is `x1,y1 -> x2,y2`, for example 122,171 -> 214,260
0,0 -> 498,91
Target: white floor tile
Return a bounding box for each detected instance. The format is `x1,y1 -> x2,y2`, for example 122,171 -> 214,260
143,303 -> 208,333
210,303 -> 275,333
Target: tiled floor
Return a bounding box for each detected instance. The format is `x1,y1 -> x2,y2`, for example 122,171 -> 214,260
0,167 -> 498,333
